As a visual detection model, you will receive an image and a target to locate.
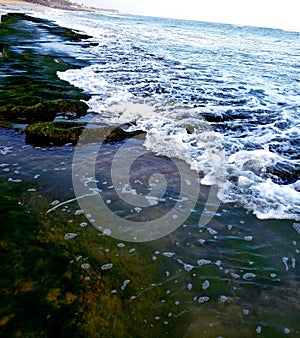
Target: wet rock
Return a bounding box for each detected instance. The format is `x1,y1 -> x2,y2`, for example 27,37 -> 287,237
24,121 -> 86,146
266,162 -> 300,185
24,121 -> 145,146
0,13 -> 91,123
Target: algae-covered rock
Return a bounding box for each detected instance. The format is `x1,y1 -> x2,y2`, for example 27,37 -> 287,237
78,125 -> 145,144
0,120 -> 14,129
0,13 -> 91,123
0,181 -> 178,337
24,121 -> 145,146
52,100 -> 89,116
25,121 -> 86,145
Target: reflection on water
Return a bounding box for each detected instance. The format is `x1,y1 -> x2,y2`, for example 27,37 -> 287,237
1,128 -> 299,336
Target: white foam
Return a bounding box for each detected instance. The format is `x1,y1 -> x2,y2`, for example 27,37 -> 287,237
46,9 -> 300,221
198,296 -> 209,303
66,94 -> 300,222
0,146 -> 13,155
293,223 -> 300,235
202,280 -> 210,290
101,263 -> 113,270
223,147 -> 300,220
58,67 -> 110,95
251,179 -> 300,220
64,233 -> 77,240
228,149 -> 281,169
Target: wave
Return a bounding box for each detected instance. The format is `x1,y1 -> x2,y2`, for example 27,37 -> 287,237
38,8 -> 300,221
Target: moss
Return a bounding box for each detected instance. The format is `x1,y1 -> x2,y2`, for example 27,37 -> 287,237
52,100 -> 89,115
0,120 -> 14,129
0,13 -> 91,124
78,125 -> 145,144
0,182 -> 84,337
14,102 -> 57,121
24,121 -> 145,146
0,181 -> 178,337
25,121 -> 86,145
1,102 -> 55,122
0,100 -> 88,123
64,29 -> 91,41
12,96 -> 41,107
38,200 -> 179,337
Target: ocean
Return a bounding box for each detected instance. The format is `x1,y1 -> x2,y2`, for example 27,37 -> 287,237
1,4 -> 300,337
23,6 -> 300,222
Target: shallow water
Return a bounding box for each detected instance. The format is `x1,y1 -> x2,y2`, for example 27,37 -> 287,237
1,128 -> 299,336
24,7 -> 300,221
1,4 -> 300,337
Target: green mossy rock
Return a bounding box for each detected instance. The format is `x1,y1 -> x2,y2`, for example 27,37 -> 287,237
52,100 -> 89,116
25,121 -> 86,145
24,121 -> 145,146
0,13 -> 91,123
0,181 -> 178,337
0,120 -> 14,129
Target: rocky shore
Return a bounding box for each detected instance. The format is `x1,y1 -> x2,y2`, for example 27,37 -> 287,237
0,12 -> 137,145
0,11 -> 178,337
0,12 -> 90,127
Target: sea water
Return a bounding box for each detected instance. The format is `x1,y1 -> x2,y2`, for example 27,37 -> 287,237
1,5 -> 300,336
24,7 -> 300,221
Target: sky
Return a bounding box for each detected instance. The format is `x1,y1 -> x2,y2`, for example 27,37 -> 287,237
72,0 -> 300,31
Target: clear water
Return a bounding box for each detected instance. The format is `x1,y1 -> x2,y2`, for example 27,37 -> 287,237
1,128 -> 300,336
25,7 -> 300,221
1,5 -> 300,337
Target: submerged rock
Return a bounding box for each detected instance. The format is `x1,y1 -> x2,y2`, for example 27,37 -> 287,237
266,162 -> 300,185
24,121 -> 145,146
25,121 -> 86,146
0,13 -> 91,123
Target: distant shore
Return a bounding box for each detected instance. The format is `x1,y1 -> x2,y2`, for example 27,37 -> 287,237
0,0 -> 39,7
0,0 -> 119,14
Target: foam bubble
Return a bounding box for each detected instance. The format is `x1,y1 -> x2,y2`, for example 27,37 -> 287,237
50,8 -> 300,222
293,223 -> 300,235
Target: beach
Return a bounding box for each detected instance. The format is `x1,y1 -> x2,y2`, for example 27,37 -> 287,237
0,5 -> 300,337
0,0 -> 33,5
0,0 -> 44,9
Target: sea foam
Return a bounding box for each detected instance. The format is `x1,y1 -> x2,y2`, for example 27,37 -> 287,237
52,9 -> 300,221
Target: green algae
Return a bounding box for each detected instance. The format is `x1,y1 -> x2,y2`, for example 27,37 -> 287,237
0,181 -> 179,337
24,121 -> 145,146
25,121 -> 86,145
0,13 -> 91,123
0,120 -> 14,129
0,182 -> 83,337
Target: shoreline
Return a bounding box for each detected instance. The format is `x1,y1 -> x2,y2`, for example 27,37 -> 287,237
0,0 -> 36,5
0,12 -> 136,145
0,0 -> 119,14
0,0 -> 44,10
0,7 -> 300,338
0,12 -> 93,142
0,13 -> 182,334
